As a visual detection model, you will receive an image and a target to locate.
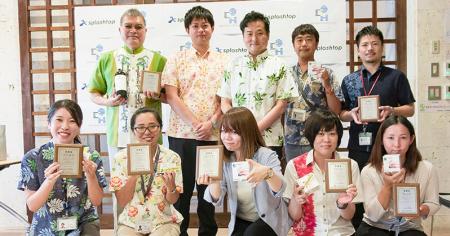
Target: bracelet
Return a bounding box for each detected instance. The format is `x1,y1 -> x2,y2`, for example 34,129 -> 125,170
336,199 -> 348,209
264,168 -> 274,180
324,87 -> 334,95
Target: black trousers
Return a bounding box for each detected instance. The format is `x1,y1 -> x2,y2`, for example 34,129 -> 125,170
169,137 -> 218,236
348,149 -> 371,230
231,218 -> 277,236
356,221 -> 427,236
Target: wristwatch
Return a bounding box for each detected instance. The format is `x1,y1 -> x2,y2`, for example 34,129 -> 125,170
264,167 -> 274,180
336,199 -> 349,209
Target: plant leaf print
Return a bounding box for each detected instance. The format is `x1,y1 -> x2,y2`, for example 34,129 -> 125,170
234,92 -> 246,106
38,227 -> 53,236
66,184 -> 80,198
27,159 -> 37,172
47,198 -> 64,213
42,147 -> 54,161
253,91 -> 267,108
224,70 -> 231,83
36,207 -> 48,218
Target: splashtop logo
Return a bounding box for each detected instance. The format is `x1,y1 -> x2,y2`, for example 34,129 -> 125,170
79,19 -> 115,27
168,16 -> 184,23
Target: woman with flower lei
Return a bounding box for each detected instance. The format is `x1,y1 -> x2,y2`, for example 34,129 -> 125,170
283,109 -> 362,235
18,99 -> 107,236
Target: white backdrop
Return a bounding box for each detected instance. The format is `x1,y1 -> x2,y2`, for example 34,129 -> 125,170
74,0 -> 346,133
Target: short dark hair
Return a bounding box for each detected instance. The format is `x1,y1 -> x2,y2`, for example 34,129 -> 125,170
304,109 -> 343,149
239,11 -> 270,34
368,115 -> 421,174
291,24 -> 319,44
220,107 -> 266,161
355,25 -> 384,47
130,107 -> 162,131
184,6 -> 215,29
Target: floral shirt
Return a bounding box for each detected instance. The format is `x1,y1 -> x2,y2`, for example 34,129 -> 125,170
89,45 -> 166,147
217,50 -> 299,146
162,48 -> 228,140
284,64 -> 344,146
109,145 -> 184,232
17,141 -> 107,236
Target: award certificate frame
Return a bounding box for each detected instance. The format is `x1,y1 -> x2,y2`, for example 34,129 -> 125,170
127,143 -> 153,175
196,145 -> 223,180
358,95 -> 380,122
325,159 -> 352,193
54,144 -> 83,178
140,71 -> 161,93
394,183 -> 420,217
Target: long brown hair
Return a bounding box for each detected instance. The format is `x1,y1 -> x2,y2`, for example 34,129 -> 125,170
368,115 -> 422,174
220,107 -> 265,161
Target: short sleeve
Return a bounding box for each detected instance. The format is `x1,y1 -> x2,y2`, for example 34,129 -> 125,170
161,53 -> 180,88
17,149 -> 40,191
217,60 -> 233,99
88,52 -> 112,95
275,63 -> 299,101
109,151 -> 129,192
283,160 -> 298,200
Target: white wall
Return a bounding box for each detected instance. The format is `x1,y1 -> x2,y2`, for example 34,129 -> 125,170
0,0 -> 26,229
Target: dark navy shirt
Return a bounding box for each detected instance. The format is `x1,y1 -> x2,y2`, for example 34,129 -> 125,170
341,65 -> 415,153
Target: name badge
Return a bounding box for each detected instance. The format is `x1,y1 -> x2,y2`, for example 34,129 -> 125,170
358,132 -> 372,146
57,216 -> 77,231
291,108 -> 307,122
135,219 -> 152,234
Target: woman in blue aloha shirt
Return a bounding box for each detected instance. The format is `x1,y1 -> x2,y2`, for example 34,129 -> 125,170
18,99 -> 107,236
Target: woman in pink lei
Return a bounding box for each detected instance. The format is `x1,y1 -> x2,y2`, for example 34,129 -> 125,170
284,109 -> 362,235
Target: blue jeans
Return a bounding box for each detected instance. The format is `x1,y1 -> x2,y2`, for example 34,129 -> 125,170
284,143 -> 312,163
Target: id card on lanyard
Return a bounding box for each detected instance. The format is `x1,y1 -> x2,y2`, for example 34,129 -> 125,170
135,146 -> 161,234
358,70 -> 380,146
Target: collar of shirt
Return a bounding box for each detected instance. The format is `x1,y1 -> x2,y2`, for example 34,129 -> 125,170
361,64 -> 383,80
123,45 -> 144,54
246,49 -> 269,64
305,150 -> 341,165
193,48 -> 211,59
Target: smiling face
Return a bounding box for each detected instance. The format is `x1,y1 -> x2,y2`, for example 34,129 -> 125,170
187,17 -> 213,48
132,112 -> 161,147
382,123 -> 414,162
243,20 -> 269,58
119,15 -> 147,50
313,127 -> 338,159
48,108 -> 80,144
357,34 -> 383,64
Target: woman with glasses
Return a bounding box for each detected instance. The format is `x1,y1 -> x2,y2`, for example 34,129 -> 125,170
109,107 -> 183,235
197,107 -> 290,236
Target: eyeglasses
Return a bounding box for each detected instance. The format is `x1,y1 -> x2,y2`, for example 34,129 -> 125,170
134,125 -> 160,134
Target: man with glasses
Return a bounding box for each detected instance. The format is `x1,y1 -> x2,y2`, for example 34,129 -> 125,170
162,6 -> 227,236
88,8 -> 166,232
340,25 -> 415,229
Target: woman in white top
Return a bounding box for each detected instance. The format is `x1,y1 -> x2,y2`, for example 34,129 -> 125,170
357,115 -> 440,236
284,108 -> 362,235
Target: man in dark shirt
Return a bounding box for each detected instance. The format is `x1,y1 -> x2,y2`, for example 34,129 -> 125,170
340,25 -> 415,229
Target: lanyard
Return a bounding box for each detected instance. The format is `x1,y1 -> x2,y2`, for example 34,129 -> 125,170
359,69 -> 382,96
139,145 -> 161,202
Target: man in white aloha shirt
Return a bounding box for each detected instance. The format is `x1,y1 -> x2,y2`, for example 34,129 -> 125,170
218,11 -> 299,161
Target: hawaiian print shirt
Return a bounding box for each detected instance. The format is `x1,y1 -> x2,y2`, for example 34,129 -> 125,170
284,64 -> 344,146
109,145 -> 183,232
17,141 -> 107,236
162,48 -> 228,141
89,45 -> 166,147
218,50 -> 299,146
